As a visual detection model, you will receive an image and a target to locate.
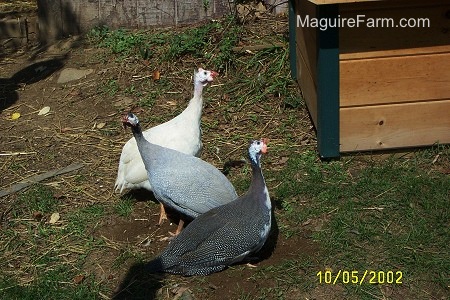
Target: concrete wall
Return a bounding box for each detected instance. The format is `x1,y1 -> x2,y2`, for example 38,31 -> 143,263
37,0 -> 233,43
0,15 -> 39,54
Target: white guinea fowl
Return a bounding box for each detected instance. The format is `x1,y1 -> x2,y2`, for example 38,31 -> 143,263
114,68 -> 218,194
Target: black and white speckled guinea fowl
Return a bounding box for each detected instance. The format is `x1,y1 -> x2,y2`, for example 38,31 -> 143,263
145,138 -> 271,276
122,113 -> 238,234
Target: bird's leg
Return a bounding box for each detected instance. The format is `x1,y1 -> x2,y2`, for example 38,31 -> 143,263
174,219 -> 185,235
160,219 -> 184,242
158,203 -> 168,225
167,219 -> 184,237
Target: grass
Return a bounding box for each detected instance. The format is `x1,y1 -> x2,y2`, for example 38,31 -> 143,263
1,13 -> 449,300
114,196 -> 134,217
87,16 -> 241,72
0,185 -> 107,299
272,148 -> 450,299
81,18 -> 450,299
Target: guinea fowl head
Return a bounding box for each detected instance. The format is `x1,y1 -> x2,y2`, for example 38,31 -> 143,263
195,68 -> 218,86
248,138 -> 268,165
122,113 -> 140,129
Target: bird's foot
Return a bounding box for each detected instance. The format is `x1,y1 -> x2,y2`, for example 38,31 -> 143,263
158,231 -> 177,242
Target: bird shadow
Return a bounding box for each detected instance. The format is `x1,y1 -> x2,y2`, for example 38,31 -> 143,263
123,188 -> 158,203
112,262 -> 165,300
122,189 -> 193,229
222,159 -> 247,176
0,57 -> 66,112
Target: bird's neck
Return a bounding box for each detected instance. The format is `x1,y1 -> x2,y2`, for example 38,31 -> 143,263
131,123 -> 146,144
193,81 -> 204,99
130,122 -> 142,136
131,123 -> 154,151
181,82 -> 204,121
248,158 -> 267,200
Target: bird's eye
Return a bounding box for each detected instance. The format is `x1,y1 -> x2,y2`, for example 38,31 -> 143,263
256,141 -> 260,145
204,71 -> 207,75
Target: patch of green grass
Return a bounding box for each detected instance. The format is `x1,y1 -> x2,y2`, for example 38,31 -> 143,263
167,23 -> 217,59
102,78 -> 119,96
273,147 -> 450,298
88,17 -> 243,71
222,47 -> 295,111
210,17 -> 241,71
65,204 -> 105,236
0,266 -> 102,300
114,197 -> 134,217
0,185 -> 108,299
17,184 -> 58,214
88,26 -> 148,58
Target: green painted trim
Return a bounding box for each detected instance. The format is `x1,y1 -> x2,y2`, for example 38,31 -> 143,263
316,4 -> 340,159
289,0 -> 297,80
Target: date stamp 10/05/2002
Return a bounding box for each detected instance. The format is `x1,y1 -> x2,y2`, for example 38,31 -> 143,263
317,270 -> 403,285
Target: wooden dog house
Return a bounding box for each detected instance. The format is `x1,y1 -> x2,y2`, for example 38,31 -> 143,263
289,0 -> 450,158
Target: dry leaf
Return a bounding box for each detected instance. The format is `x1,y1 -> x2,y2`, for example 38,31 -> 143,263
96,122 -> 106,129
49,212 -> 60,224
73,274 -> 85,284
33,211 -> 43,221
278,156 -> 289,165
38,106 -> 51,115
153,70 -> 160,80
302,219 -> 312,226
11,112 -> 21,120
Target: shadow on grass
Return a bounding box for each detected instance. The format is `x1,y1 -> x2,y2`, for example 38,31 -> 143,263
112,262 -> 165,300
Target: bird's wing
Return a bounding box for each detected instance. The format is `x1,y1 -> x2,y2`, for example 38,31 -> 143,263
162,200 -> 262,269
151,156 -> 237,215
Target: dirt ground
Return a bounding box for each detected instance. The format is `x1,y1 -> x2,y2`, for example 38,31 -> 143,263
0,13 -> 333,298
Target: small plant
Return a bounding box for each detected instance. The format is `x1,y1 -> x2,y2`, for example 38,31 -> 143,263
211,23 -> 240,70
114,197 -> 134,217
18,184 -> 58,214
103,79 -> 119,96
65,204 -> 105,236
203,0 -> 210,10
166,23 -> 217,59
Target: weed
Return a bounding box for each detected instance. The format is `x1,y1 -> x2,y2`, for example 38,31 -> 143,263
102,79 -> 119,96
17,184 -> 58,214
90,27 -> 144,55
114,197 -> 134,217
166,24 -> 217,59
210,17 -> 241,70
65,204 -> 105,236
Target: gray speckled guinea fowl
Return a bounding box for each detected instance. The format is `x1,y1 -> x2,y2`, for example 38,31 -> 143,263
145,138 -> 271,276
122,113 -> 238,234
